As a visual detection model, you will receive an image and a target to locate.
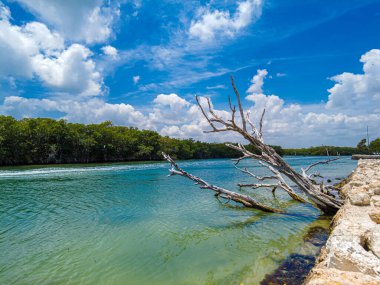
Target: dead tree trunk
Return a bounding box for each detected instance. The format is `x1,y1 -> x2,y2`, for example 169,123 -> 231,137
163,76 -> 343,215
162,153 -> 283,213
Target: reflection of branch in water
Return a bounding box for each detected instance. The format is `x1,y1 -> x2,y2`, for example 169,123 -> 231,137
160,208 -> 323,267
215,190 -> 302,216
215,213 -> 267,231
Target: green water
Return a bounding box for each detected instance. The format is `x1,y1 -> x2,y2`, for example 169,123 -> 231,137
0,157 -> 356,284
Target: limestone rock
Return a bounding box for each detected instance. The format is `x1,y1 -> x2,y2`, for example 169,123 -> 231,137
372,196 -> 380,208
349,190 -> 371,206
372,183 -> 380,195
305,159 -> 380,285
369,210 -> 380,224
305,268 -> 380,285
362,228 -> 380,259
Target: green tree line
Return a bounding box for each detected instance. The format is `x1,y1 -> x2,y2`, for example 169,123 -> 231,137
0,116 -> 378,166
283,138 -> 380,156
0,116 -> 247,166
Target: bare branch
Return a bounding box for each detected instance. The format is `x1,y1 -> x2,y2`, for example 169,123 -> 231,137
226,143 -> 263,164
246,111 -> 261,141
301,157 -> 340,179
196,96 -> 215,130
203,128 -> 231,133
239,183 -> 281,189
259,108 -> 266,139
234,165 -> 277,181
230,75 -> 247,132
162,152 -> 283,213
258,161 -> 307,203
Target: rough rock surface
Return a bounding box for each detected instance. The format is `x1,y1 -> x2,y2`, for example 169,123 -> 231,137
305,159 -> 380,285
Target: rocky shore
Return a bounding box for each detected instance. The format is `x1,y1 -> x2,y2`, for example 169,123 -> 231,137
305,159 -> 380,284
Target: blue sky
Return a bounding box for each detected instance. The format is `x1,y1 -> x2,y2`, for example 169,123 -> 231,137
0,0 -> 379,147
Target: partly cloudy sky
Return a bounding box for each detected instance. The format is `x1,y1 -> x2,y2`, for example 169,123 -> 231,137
0,0 -> 379,147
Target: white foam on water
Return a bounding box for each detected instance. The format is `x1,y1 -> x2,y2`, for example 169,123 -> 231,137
0,163 -> 167,178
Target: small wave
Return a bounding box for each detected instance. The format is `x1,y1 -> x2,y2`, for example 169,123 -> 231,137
0,163 -> 167,178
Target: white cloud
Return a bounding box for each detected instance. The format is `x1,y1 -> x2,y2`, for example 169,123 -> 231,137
189,0 -> 263,42
246,68 -> 267,95
0,96 -> 145,127
23,22 -> 64,55
1,96 -> 61,118
160,125 -> 181,137
133,75 -> 140,84
0,5 -> 103,96
147,94 -> 198,128
102,45 -> 118,58
61,99 -> 145,126
32,44 -> 102,96
326,49 -> 380,114
146,94 -> 239,141
153,93 -> 190,111
14,0 -> 119,44
242,58 -> 380,146
0,18 -> 37,77
206,84 -> 226,90
0,2 -> 11,21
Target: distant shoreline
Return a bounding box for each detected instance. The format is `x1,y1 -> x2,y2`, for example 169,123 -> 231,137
0,155 -> 354,169
1,116 -> 373,167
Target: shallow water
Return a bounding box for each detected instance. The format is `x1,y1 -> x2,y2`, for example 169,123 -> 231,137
0,157 -> 356,284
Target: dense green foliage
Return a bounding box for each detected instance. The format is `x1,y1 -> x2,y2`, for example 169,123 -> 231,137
0,116 -> 246,166
357,138 -> 368,152
370,138 -> 380,153
283,146 -> 358,156
0,116 -> 378,166
283,137 -> 380,156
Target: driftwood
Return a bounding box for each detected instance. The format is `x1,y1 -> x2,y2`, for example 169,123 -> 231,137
163,76 -> 343,215
162,153 -> 283,213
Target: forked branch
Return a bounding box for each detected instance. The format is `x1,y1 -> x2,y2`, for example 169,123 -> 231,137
236,162 -> 307,203
162,152 -> 283,213
301,157 -> 340,180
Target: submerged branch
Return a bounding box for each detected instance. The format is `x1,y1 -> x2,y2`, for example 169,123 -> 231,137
162,152 -> 283,213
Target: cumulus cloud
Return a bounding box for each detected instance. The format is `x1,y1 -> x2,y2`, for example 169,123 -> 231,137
32,44 -> 102,96
14,0 -> 119,44
326,49 -> 380,114
153,93 -> 190,111
189,0 -> 263,42
0,5 -> 103,96
0,17 -> 38,77
0,96 -> 145,127
246,68 -> 267,95
241,57 -> 380,146
148,93 -> 199,127
101,45 -> 118,58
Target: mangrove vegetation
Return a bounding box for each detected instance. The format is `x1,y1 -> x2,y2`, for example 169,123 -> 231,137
0,115 -> 379,166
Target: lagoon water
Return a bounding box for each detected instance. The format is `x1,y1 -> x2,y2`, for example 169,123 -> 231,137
0,157 -> 357,284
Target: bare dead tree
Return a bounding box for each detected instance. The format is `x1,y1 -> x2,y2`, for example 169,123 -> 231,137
162,153 -> 283,213
163,76 -> 343,215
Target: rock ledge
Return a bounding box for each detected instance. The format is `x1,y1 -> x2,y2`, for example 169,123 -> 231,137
305,159 -> 380,285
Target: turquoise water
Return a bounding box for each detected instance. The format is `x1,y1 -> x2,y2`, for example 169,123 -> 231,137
0,157 -> 356,284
